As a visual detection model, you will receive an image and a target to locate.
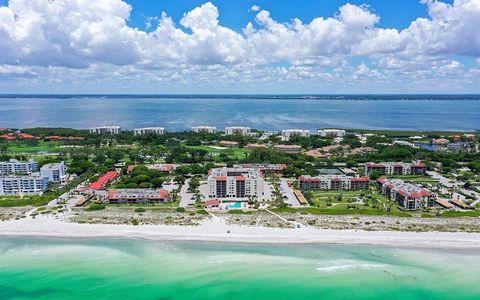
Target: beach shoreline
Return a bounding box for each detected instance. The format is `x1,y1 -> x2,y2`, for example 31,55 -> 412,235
1,216 -> 480,249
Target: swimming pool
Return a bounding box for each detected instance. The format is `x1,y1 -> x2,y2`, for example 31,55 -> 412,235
227,202 -> 242,209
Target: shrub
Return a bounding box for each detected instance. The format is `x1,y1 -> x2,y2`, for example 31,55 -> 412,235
176,207 -> 186,212
86,203 -> 105,211
134,207 -> 146,213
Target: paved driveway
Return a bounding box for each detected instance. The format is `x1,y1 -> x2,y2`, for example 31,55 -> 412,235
280,179 -> 301,207
179,178 -> 196,207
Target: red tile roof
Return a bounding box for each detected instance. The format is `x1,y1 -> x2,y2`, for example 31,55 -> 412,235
411,162 -> 426,168
377,177 -> 387,184
205,199 -> 220,207
351,176 -> 369,182
0,133 -> 16,140
89,171 -> 120,190
160,164 -> 174,172
18,133 -> 38,139
299,176 -> 321,182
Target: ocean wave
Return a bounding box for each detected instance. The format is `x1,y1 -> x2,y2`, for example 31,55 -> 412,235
316,260 -> 386,273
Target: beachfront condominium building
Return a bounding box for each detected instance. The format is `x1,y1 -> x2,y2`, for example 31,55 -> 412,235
377,178 -> 435,210
282,129 -> 310,140
298,175 -> 369,191
40,161 -> 67,183
207,167 -> 266,201
0,175 -> 48,196
89,126 -> 121,135
133,127 -> 165,136
317,129 -> 346,137
0,159 -> 38,175
191,126 -> 217,134
107,189 -> 171,204
365,161 -> 426,176
225,126 -> 251,136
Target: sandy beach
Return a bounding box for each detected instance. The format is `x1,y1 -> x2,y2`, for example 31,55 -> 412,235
1,215 -> 480,249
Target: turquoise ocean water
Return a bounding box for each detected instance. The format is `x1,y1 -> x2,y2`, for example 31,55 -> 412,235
0,237 -> 479,300
0,95 -> 479,131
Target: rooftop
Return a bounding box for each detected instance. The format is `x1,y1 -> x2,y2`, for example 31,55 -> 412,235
108,188 -> 169,199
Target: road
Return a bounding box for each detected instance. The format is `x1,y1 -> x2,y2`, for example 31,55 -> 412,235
279,179 -> 301,207
427,171 -> 455,188
262,182 -> 274,201
179,178 -> 196,207
428,171 -> 479,205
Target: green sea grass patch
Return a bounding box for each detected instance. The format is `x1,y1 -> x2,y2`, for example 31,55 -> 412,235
86,203 -> 105,211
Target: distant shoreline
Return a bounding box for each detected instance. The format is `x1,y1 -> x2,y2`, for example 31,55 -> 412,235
1,94 -> 479,100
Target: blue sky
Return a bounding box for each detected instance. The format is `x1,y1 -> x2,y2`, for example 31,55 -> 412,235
124,0 -> 436,31
0,0 -> 478,94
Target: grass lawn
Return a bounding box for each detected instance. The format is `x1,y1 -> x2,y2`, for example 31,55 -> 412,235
111,198 -> 180,209
387,175 -> 439,185
186,145 -> 250,160
299,189 -> 410,216
0,196 -> 50,207
440,210 -> 480,218
6,141 -> 60,153
271,206 -> 411,217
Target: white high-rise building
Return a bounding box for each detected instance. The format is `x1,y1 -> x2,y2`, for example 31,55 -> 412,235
0,175 -> 48,196
191,126 -> 217,134
225,126 -> 251,136
40,161 -> 67,183
281,129 -> 310,140
317,129 -> 346,137
207,167 -> 266,201
134,127 -> 165,136
89,126 -> 121,135
0,159 -> 38,175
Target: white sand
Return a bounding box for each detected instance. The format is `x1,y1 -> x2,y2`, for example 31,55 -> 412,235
1,216 -> 480,249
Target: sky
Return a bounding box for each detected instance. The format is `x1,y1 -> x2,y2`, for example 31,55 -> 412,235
0,0 -> 479,94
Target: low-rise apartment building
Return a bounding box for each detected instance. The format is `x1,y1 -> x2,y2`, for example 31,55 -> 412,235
282,129 -> 310,140
133,127 -> 165,136
40,161 -> 67,183
239,164 -> 287,173
365,161 -> 426,176
0,159 -> 38,175
298,175 -> 369,191
377,178 -> 435,210
317,129 -> 346,137
245,143 -> 268,149
191,126 -> 217,134
107,189 -> 171,204
219,140 -> 239,147
0,175 -> 48,195
273,144 -> 302,154
225,126 -> 251,136
207,167 -> 266,200
89,126 -> 121,135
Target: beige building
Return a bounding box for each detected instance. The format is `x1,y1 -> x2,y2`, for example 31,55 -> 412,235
191,126 -> 217,134
134,127 -> 165,136
282,129 -> 310,140
225,126 -> 251,136
273,144 -> 302,154
89,126 -> 121,134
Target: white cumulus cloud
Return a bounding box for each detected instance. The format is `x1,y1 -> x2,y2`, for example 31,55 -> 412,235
0,0 -> 479,92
